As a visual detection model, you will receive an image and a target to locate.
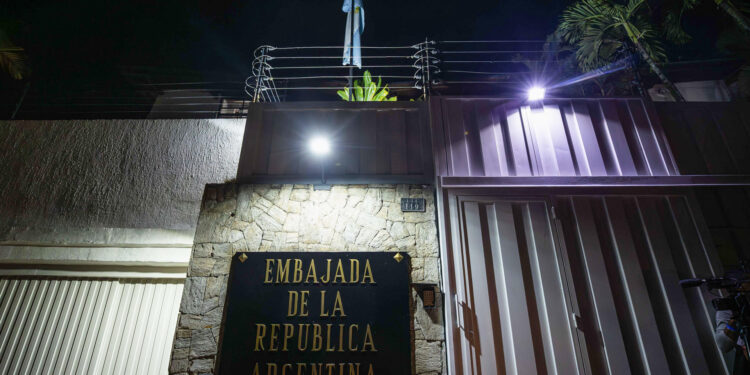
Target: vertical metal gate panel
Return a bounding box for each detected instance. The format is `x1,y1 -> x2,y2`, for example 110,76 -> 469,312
446,193 -> 726,374
0,277 -> 183,375
451,199 -> 580,375
556,195 -> 724,375
431,98 -> 677,178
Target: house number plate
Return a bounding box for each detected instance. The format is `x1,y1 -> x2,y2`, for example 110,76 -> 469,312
400,198 -> 425,212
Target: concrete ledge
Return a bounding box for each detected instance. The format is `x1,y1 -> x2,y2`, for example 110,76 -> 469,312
0,227 -> 192,279
0,264 -> 187,279
0,246 -> 191,267
440,175 -> 750,188
1,227 -> 194,247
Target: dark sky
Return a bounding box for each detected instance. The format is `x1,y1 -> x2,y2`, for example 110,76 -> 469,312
4,0 -> 573,84
1,0 -> 734,91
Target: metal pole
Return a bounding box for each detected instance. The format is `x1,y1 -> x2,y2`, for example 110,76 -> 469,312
423,39 -> 432,100
348,66 -> 353,101
420,42 -> 427,100
347,7 -> 354,101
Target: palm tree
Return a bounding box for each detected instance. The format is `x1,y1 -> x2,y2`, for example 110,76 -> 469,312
0,29 -> 25,80
557,0 -> 686,101
714,0 -> 750,32
664,0 -> 750,41
337,70 -> 397,101
717,25 -> 750,99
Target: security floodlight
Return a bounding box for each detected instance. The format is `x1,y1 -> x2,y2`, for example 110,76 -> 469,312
527,86 -> 546,101
309,136 -> 331,156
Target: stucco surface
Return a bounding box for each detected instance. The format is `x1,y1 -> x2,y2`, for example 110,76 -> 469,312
0,119 -> 245,240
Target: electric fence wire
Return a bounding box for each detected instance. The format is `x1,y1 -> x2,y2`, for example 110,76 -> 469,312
442,60 -> 546,63
8,40 -> 562,118
443,70 -> 524,75
245,40 -> 561,102
441,50 -> 556,54
247,43 -> 437,102
273,75 -> 415,80
270,65 -> 416,70
438,40 -> 547,43
268,55 -> 415,60
432,39 -> 574,90
264,86 -> 417,90
269,45 -> 419,50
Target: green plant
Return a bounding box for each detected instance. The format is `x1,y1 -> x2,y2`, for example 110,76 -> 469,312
557,0 -> 685,101
337,70 -> 397,101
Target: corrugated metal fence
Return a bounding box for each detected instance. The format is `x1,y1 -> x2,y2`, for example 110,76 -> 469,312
0,277 -> 183,375
432,98 -> 677,177
446,194 -> 724,374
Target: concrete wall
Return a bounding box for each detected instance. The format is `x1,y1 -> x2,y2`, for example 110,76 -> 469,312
0,118 -> 244,243
0,118 -> 246,375
170,184 -> 445,375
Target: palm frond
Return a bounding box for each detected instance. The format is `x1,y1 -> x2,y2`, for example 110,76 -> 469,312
662,13 -> 691,44
625,0 -> 647,18
0,51 -> 25,80
0,30 -> 26,80
557,0 -> 668,71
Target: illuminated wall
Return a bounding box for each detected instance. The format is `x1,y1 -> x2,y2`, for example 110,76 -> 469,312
169,184 -> 445,375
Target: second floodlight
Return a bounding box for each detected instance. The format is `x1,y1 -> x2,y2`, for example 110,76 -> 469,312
309,136 -> 331,156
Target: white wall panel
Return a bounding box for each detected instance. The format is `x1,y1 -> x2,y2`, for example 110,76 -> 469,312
0,277 -> 183,375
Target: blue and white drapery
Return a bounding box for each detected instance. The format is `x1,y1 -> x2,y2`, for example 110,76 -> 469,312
342,0 -> 364,68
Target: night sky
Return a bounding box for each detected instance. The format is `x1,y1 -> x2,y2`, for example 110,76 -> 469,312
2,0 -> 577,84
1,0 -> 733,89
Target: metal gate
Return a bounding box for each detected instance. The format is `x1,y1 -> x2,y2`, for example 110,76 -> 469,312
0,277 -> 183,375
444,193 -> 725,374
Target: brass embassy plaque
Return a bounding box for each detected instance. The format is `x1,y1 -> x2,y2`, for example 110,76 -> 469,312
217,252 -> 411,375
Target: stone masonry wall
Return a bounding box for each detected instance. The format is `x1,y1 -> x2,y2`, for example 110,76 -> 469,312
169,184 -> 445,375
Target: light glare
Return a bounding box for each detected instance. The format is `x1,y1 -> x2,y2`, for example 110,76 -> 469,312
527,86 -> 546,101
309,136 -> 331,156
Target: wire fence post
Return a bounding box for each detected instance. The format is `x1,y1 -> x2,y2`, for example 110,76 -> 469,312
348,66 -> 353,101
252,46 -> 268,103
421,40 -> 428,100
415,39 -> 437,101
